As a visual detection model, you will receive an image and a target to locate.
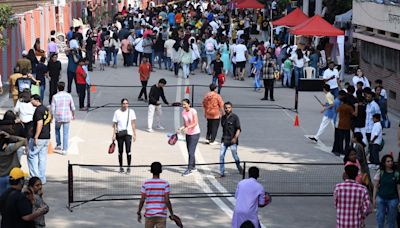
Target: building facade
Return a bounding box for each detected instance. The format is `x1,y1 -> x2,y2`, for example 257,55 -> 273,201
352,0 -> 400,112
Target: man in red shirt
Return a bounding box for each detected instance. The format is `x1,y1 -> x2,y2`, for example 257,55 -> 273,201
75,58 -> 87,111
138,57 -> 151,101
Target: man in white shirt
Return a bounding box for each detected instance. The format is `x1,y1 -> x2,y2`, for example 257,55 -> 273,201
134,34 -> 144,66
112,98 -> 137,174
323,61 -> 340,97
365,90 -> 381,141
164,37 -> 176,71
234,40 -> 247,81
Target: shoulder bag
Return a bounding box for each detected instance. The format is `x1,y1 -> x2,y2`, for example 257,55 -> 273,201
117,110 -> 130,138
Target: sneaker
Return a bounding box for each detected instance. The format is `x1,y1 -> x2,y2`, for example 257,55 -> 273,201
147,128 -> 154,133
126,167 -> 131,174
215,174 -> 225,178
119,167 -> 124,173
209,141 -> 219,146
308,137 -> 318,143
60,150 -> 67,156
54,146 -> 62,151
156,125 -> 165,130
204,139 -> 210,144
270,99 -> 275,101
260,98 -> 268,101
191,168 -> 198,172
182,169 -> 193,177
138,97 -> 144,101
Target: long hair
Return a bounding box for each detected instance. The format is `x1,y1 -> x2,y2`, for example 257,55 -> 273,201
380,154 -> 395,171
296,49 -> 303,60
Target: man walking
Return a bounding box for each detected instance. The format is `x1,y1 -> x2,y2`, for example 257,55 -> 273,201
202,84 -> 224,145
51,81 -> 75,155
137,162 -> 176,227
232,166 -> 269,228
28,95 -> 51,184
112,98 -> 137,174
334,165 -> 370,227
323,61 -> 340,98
147,79 -> 169,133
218,102 -> 243,177
308,84 -> 336,143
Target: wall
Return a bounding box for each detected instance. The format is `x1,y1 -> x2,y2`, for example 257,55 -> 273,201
352,0 -> 400,34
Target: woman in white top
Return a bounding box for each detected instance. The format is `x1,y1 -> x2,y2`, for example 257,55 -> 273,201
109,33 -> 121,68
352,68 -> 370,89
290,48 -> 309,87
14,90 -> 36,138
190,38 -> 200,75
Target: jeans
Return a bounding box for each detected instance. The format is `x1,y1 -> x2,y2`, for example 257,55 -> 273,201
294,66 -> 304,88
55,122 -> 70,152
182,63 -> 190,78
219,143 -> 241,175
330,88 -> 339,98
116,134 -> 132,167
206,52 -> 216,74
191,58 -> 199,72
106,48 -> 112,66
148,104 -> 162,129
113,49 -> 118,66
186,133 -> 200,170
254,72 -> 262,89
28,138 -> 49,184
283,69 -> 291,87
77,83 -> 86,109
154,51 -> 165,69
67,71 -> 76,94
206,119 -> 220,142
165,57 -> 172,70
0,176 -> 9,195
263,79 -> 275,100
138,80 -> 148,100
133,50 -> 142,66
39,85 -> 45,103
376,196 -> 398,228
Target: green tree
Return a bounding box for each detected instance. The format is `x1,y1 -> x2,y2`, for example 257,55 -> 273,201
0,5 -> 17,48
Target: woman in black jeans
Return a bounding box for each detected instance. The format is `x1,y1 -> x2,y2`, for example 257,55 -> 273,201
179,99 -> 200,177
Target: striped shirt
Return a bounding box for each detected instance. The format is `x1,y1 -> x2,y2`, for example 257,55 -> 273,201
51,91 -> 75,122
141,178 -> 170,218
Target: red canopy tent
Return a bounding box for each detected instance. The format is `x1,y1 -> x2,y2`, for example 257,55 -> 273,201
236,0 -> 264,9
271,8 -> 309,27
290,15 -> 344,36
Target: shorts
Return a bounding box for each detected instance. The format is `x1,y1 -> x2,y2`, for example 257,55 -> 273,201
236,61 -> 246,69
99,59 -> 106,64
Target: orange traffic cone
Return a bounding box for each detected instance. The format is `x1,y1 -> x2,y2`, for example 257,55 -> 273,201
294,114 -> 299,127
185,86 -> 190,94
91,85 -> 96,93
48,141 -> 54,154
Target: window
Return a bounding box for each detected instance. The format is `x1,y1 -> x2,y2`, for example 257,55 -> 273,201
385,47 -> 399,72
373,45 -> 384,67
361,41 -> 370,63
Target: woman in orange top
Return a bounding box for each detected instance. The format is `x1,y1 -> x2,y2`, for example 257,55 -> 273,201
138,57 -> 151,101
202,84 -> 224,145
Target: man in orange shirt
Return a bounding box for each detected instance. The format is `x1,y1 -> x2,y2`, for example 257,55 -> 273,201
138,57 -> 151,102
202,84 -> 224,145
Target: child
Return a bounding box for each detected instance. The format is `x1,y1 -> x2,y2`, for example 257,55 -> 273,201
138,57 -> 151,101
343,148 -> 363,184
368,113 -> 382,169
217,73 -> 225,94
282,56 -> 292,87
99,47 -> 106,71
82,58 -> 91,108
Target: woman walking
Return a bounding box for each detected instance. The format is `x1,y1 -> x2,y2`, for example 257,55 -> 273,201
220,39 -> 231,77
373,154 -> 400,228
110,33 -> 120,68
172,42 -> 182,77
290,48 -> 309,87
250,50 -> 263,91
181,43 -> 193,79
179,99 -> 200,177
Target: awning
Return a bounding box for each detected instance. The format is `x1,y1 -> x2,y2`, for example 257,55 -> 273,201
290,15 -> 345,36
236,0 -> 265,9
271,8 -> 309,27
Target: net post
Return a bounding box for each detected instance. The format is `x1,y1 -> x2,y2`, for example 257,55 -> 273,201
67,160 -> 73,211
294,87 -> 299,112
242,162 -> 246,179
191,85 -> 195,105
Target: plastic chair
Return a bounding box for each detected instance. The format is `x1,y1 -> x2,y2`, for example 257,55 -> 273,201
303,67 -> 316,79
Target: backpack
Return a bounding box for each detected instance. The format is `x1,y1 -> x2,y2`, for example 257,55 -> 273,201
206,42 -> 215,52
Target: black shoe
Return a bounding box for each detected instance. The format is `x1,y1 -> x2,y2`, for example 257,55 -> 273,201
261,98 -> 268,100
332,151 -> 340,156
126,167 -> 131,174
308,137 -> 318,143
270,98 -> 275,101
119,167 -> 124,173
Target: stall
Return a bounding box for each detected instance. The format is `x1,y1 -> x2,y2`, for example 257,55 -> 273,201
270,8 -> 309,44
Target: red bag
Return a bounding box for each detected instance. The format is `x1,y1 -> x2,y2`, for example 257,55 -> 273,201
168,134 -> 178,146
108,141 -> 116,154
217,73 -> 225,86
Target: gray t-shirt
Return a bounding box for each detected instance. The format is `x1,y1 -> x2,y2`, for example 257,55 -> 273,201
142,38 -> 153,54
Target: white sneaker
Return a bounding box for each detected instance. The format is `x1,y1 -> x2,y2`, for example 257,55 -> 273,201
209,141 -> 219,146
156,125 -> 165,130
147,128 -> 154,133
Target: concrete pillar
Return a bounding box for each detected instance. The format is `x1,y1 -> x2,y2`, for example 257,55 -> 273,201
303,0 -> 309,16
315,0 -> 322,15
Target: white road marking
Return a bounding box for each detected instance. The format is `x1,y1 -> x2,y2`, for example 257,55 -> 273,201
68,136 -> 84,155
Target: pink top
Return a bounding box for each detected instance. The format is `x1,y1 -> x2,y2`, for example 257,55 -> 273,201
182,108 -> 200,135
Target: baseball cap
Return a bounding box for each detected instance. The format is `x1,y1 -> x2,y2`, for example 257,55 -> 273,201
9,167 -> 28,180
22,50 -> 28,56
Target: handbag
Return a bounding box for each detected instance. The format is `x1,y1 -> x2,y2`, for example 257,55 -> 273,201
108,141 -> 116,154
117,110 -> 130,138
168,133 -> 178,146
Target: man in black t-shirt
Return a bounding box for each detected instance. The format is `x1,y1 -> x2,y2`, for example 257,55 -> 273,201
218,102 -> 243,178
0,167 -> 47,228
210,53 -> 224,85
28,95 -> 51,184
